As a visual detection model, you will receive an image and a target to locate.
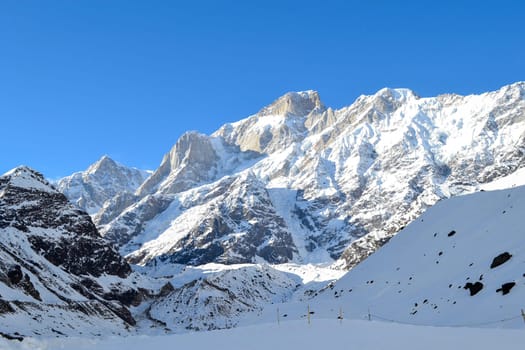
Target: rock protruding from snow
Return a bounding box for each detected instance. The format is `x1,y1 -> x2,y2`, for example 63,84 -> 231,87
58,155 -> 150,215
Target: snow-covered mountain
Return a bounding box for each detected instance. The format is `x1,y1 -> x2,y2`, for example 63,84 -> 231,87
94,83 -> 525,269
0,167 -> 167,338
304,184 -> 525,327
140,182 -> 525,332
57,155 -> 151,215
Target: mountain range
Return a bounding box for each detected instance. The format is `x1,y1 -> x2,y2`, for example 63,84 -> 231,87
63,82 -> 525,270
2,82 -> 525,340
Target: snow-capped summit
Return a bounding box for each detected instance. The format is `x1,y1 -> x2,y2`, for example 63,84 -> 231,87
58,155 -> 151,215
2,166 -> 56,193
136,132 -> 219,197
257,90 -> 325,118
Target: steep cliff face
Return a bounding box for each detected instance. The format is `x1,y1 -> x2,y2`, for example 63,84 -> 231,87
0,167 -> 164,338
87,83 -> 525,269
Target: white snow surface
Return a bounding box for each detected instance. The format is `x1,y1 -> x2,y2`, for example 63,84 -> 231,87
479,166 -> 525,191
4,319 -> 525,350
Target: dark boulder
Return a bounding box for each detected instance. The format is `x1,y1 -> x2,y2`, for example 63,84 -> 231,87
490,252 -> 512,269
496,282 -> 516,295
464,282 -> 484,296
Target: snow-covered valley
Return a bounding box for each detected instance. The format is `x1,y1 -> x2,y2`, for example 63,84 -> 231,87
4,319 -> 525,350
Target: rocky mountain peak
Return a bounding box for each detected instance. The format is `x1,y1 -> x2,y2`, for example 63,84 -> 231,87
258,90 -> 325,117
166,131 -> 218,171
86,155 -> 119,174
136,131 -> 219,197
2,166 -> 56,193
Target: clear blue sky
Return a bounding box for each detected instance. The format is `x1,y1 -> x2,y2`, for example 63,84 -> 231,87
1,0 -> 524,178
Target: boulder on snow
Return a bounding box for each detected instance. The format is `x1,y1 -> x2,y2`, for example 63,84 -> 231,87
490,252 -> 512,269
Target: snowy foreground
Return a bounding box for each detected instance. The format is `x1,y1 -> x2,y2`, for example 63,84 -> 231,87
3,319 -> 525,350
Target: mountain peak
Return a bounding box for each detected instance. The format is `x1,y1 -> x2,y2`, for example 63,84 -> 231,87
374,87 -> 419,101
87,155 -> 119,174
2,166 -> 56,193
258,90 -> 325,117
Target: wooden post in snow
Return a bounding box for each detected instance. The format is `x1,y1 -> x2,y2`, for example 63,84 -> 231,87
338,307 -> 343,324
277,307 -> 280,326
521,309 -> 525,324
307,305 -> 311,325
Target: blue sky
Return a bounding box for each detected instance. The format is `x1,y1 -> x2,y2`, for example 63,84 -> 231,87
1,0 -> 524,178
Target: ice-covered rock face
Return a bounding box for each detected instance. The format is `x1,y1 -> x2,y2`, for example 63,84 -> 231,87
57,155 -> 150,215
99,83 -> 525,270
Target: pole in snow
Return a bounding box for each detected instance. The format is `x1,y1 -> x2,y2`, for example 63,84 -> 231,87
307,305 -> 311,325
338,307 -> 343,324
368,307 -> 371,321
521,309 -> 525,324
277,307 -> 280,326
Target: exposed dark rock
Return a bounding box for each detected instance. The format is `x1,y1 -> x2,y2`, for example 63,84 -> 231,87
27,235 -> 130,278
447,230 -> 456,237
0,331 -> 23,342
19,274 -> 41,301
496,282 -> 516,295
490,252 -> 512,269
464,282 -> 484,296
103,287 -> 143,307
0,167 -> 143,336
0,299 -> 15,314
7,265 -> 23,284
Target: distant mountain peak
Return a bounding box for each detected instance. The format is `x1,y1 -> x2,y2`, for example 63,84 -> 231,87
86,155 -> 120,174
2,166 -> 56,193
258,90 -> 325,117
374,87 -> 419,101
58,157 -> 150,215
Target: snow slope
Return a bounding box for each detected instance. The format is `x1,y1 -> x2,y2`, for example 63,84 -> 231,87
304,184 -> 525,328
